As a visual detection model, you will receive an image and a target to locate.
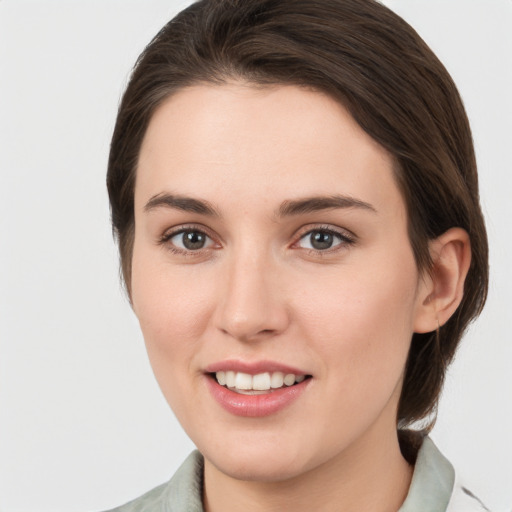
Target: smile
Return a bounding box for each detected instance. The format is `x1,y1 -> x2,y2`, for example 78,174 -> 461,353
215,371 -> 306,394
204,362 -> 312,417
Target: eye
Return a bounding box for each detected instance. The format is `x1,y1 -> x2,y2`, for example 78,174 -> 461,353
166,229 -> 215,251
296,228 -> 353,251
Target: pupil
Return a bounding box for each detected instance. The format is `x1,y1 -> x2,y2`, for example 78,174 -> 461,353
183,231 -> 205,250
311,231 -> 333,250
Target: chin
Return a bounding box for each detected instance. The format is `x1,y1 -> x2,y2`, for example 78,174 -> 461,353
199,432 -> 322,483
210,451 -> 310,482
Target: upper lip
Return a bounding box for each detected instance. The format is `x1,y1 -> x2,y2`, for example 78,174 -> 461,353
204,359 -> 309,376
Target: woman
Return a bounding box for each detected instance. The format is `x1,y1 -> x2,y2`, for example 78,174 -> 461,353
106,0 -> 489,510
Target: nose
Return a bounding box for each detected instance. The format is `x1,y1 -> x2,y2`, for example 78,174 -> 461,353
214,250 -> 290,342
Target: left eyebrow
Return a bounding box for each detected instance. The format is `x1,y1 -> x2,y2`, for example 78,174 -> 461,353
277,195 -> 377,217
143,193 -> 221,217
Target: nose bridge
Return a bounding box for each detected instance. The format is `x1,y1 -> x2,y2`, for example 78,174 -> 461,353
215,241 -> 288,341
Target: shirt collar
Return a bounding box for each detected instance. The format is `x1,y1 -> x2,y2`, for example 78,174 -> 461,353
398,437 -> 455,512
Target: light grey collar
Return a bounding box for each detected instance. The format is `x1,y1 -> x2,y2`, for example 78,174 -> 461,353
398,437 -> 455,512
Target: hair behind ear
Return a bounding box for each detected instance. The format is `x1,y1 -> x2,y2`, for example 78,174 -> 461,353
399,223 -> 482,432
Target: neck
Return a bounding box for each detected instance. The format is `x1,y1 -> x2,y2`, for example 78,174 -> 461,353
203,428 -> 413,512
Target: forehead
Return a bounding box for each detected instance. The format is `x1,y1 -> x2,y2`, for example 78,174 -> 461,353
135,83 -> 404,220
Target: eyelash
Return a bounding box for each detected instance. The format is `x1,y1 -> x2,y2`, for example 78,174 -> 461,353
293,225 -> 356,255
158,224 -> 218,257
158,224 -> 356,257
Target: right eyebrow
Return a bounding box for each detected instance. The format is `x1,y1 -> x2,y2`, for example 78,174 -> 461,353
277,194 -> 377,217
143,193 -> 221,217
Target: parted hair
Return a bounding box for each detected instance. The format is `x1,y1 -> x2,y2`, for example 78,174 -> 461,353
107,0 -> 488,459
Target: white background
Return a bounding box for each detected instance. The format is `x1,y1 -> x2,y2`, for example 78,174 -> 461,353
0,1 -> 511,511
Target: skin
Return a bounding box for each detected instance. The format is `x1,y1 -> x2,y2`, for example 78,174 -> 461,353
131,83 -> 470,512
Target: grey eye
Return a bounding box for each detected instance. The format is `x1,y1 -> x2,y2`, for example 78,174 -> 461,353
170,230 -> 213,250
298,230 -> 343,250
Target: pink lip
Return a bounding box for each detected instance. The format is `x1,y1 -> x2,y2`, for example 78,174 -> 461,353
205,377 -> 311,418
204,359 -> 308,376
204,360 -> 312,417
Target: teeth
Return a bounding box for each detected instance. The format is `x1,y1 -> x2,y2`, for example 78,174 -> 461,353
270,372 -> 284,388
235,372 -> 252,390
225,371 -> 236,388
283,374 -> 295,386
215,371 -> 307,392
216,371 -> 226,386
253,372 -> 271,390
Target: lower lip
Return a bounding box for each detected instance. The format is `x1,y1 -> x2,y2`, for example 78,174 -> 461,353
205,376 -> 310,417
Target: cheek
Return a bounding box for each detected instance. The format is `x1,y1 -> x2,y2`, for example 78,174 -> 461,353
291,252 -> 419,382
130,258 -> 217,425
130,246 -> 214,366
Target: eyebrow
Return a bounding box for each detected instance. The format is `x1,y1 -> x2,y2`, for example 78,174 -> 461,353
143,192 -> 377,217
277,195 -> 377,217
144,193 -> 220,217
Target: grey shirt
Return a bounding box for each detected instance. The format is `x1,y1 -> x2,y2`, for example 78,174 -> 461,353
105,437 -> 488,512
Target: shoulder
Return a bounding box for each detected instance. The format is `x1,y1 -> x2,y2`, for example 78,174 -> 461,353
101,451 -> 204,512
104,481 -> 170,512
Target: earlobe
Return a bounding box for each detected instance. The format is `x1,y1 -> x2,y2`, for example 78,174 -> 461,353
413,228 -> 471,333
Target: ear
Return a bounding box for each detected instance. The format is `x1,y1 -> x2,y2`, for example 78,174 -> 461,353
413,228 -> 472,333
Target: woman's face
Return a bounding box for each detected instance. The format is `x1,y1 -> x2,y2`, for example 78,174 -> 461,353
131,83 -> 428,481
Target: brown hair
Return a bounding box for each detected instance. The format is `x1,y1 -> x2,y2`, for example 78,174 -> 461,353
107,0 -> 488,454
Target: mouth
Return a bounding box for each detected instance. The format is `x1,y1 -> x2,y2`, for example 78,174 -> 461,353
204,360 -> 312,416
210,371 -> 311,395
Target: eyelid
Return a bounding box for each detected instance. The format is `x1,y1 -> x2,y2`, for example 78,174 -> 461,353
157,222 -> 355,255
158,223 -> 221,254
292,224 -> 357,251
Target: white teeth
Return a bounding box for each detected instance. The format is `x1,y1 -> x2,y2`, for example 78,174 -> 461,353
235,372 -> 252,390
284,374 -> 295,386
215,370 -> 307,392
270,372 -> 284,388
216,371 -> 226,386
225,371 -> 236,388
252,372 -> 271,390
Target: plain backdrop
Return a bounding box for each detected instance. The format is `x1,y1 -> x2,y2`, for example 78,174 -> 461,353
0,1 -> 511,511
